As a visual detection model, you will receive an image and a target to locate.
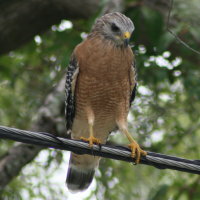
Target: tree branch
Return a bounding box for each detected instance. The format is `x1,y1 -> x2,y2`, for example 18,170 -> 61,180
0,0 -> 101,54
0,77 -> 66,192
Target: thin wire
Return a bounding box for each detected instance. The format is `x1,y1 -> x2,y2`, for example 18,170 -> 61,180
167,0 -> 200,55
0,125 -> 200,175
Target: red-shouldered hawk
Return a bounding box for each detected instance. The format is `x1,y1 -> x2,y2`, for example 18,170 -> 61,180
65,12 -> 146,192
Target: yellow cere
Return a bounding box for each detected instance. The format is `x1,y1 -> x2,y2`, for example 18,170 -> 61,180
123,32 -> 130,39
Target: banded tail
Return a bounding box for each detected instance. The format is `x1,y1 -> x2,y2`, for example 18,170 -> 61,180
66,153 -> 99,191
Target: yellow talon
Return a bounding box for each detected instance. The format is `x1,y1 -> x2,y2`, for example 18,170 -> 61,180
128,141 -> 147,164
119,127 -> 147,164
80,123 -> 101,147
80,136 -> 101,147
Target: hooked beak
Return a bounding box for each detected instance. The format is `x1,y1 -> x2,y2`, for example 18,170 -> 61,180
123,32 -> 131,46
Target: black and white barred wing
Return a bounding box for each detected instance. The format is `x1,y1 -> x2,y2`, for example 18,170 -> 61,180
130,61 -> 137,105
65,54 -> 79,133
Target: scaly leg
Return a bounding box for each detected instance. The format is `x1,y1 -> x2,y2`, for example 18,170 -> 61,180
80,124 -> 101,147
122,128 -> 147,164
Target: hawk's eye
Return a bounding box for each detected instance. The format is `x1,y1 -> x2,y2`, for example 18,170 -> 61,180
111,23 -> 120,32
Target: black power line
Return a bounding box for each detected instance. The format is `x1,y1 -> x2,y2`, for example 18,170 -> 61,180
0,125 -> 200,175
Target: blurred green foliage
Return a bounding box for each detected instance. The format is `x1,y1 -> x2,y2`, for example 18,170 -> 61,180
0,0 -> 200,199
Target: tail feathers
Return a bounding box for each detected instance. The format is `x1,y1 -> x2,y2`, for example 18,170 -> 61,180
66,165 -> 95,192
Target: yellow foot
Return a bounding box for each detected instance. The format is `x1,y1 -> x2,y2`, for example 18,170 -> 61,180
128,141 -> 147,164
80,136 -> 101,147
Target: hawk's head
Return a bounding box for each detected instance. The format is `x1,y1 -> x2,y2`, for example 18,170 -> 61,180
91,12 -> 134,47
